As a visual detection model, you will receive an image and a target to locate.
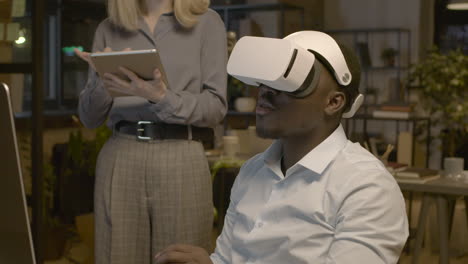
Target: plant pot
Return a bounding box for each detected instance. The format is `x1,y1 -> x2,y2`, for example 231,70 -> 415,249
443,157 -> 464,179
234,97 -> 256,112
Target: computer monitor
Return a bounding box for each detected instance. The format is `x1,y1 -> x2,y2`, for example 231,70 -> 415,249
0,83 -> 36,264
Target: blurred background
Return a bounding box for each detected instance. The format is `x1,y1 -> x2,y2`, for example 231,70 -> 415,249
0,0 -> 467,263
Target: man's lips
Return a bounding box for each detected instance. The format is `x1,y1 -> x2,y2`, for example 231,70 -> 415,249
256,100 -> 276,115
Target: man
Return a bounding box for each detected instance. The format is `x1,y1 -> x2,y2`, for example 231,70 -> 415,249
155,31 -> 408,264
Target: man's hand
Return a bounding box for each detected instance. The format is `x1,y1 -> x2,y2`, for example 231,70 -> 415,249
103,67 -> 167,102
154,244 -> 213,264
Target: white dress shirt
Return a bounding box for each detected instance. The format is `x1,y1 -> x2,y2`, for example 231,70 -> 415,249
210,125 -> 408,264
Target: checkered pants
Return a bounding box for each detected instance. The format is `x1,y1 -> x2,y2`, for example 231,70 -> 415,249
94,132 -> 213,264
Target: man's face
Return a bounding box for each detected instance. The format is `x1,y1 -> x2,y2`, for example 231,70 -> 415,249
255,64 -> 337,139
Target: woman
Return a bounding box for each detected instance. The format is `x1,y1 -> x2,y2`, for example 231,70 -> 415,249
75,0 -> 227,263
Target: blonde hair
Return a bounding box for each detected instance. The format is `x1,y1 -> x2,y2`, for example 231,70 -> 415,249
107,0 -> 210,31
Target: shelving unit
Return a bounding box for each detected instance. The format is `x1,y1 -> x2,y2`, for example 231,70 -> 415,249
326,28 -> 411,109
344,115 -> 431,168
212,2 -> 304,36
324,28 -> 430,168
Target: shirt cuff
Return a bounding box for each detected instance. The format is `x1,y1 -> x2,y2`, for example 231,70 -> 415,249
148,89 -> 178,116
90,74 -> 112,98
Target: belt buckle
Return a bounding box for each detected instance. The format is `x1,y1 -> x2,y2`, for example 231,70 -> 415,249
136,121 -> 154,141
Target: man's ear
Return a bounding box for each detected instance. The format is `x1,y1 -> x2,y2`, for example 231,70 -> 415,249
324,91 -> 346,116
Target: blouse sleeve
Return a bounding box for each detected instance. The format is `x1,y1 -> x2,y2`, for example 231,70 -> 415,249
149,12 -> 228,127
78,21 -> 113,129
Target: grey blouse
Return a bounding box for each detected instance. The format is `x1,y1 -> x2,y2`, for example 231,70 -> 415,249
78,9 -> 228,128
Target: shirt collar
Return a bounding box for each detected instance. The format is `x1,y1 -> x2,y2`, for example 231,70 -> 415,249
138,15 -> 175,42
297,124 -> 348,174
263,124 -> 348,175
263,139 -> 283,166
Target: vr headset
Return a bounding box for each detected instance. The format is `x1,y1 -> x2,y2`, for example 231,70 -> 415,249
227,31 -> 364,118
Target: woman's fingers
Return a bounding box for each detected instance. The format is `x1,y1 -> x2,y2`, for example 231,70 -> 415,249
106,86 -> 132,96
74,49 -> 96,70
103,78 -> 132,96
103,73 -> 132,95
119,67 -> 140,83
74,49 -> 91,62
103,73 -> 130,88
153,68 -> 165,87
153,68 -> 161,79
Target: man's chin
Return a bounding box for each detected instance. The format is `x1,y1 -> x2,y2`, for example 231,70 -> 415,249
256,126 -> 281,139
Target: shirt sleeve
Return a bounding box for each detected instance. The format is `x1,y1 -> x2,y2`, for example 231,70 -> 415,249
149,11 -> 228,127
78,21 -> 113,129
326,169 -> 409,264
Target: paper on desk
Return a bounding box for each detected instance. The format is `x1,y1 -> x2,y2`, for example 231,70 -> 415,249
11,0 -> 26,17
6,23 -> 20,41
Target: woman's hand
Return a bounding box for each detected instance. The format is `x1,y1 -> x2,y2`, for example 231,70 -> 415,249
74,47 -> 131,71
103,67 -> 167,102
74,47 -> 113,70
154,244 -> 213,264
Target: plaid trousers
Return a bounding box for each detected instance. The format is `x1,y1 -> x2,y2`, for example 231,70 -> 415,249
94,132 -> 213,264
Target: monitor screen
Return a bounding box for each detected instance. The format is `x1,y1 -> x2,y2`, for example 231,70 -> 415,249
0,83 -> 36,264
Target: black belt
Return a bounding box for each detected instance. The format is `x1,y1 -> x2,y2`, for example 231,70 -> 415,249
115,121 -> 213,143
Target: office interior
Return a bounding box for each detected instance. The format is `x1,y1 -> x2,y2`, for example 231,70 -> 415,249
0,0 -> 467,263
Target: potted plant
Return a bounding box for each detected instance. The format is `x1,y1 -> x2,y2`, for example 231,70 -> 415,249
407,47 -> 467,163
381,47 -> 398,67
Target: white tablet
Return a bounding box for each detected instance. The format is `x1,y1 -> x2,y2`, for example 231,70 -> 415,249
90,49 -> 168,96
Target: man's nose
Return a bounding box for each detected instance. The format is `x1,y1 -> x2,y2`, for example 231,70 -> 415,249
258,85 -> 280,98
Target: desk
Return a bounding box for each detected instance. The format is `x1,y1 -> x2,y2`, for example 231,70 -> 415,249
398,178 -> 468,264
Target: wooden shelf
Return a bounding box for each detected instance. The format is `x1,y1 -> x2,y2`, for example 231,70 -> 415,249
0,63 -> 33,73
352,114 -> 430,122
212,3 -> 304,12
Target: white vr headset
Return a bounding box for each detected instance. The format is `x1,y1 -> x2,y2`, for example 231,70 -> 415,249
227,31 -> 364,118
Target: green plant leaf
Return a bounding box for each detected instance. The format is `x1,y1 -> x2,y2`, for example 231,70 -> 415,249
407,47 -> 468,156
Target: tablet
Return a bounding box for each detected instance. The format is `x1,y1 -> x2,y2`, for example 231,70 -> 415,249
90,49 -> 168,97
